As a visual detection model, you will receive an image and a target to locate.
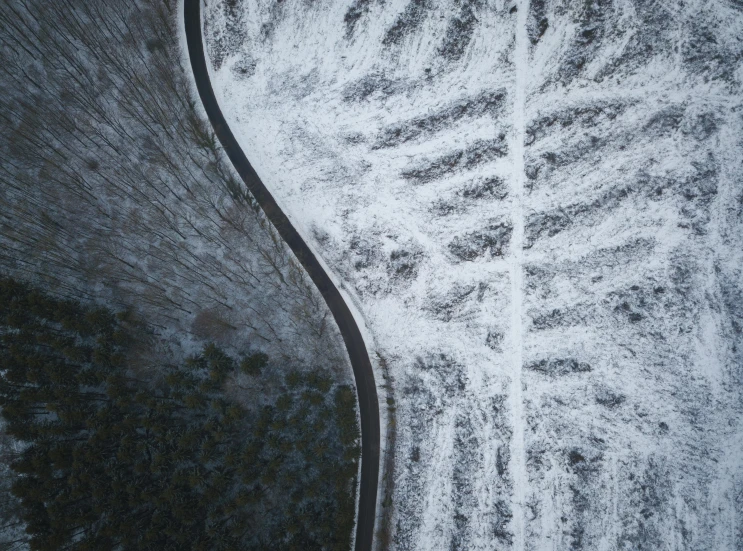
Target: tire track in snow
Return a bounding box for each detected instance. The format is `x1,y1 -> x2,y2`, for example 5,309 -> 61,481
508,2 -> 529,550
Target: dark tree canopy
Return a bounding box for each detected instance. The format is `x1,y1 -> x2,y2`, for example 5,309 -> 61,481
0,278 -> 359,550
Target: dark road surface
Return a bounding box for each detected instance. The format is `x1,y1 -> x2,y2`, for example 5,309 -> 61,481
183,2 -> 380,550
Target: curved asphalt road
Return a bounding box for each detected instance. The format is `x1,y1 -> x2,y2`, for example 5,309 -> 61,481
183,2 -> 380,550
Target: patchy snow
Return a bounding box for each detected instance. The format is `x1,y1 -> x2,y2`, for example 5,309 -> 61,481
203,0 -> 743,548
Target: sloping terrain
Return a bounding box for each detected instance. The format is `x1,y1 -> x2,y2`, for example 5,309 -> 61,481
204,0 -> 743,549
0,0 -> 348,371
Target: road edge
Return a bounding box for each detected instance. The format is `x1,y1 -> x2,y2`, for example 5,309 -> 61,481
182,2 -> 380,550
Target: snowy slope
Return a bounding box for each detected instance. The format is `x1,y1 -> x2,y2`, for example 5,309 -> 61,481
203,0 -> 743,549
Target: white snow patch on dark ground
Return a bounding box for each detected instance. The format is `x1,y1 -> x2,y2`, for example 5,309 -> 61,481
203,0 -> 743,548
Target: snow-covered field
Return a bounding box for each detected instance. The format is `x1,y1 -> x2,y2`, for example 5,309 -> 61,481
203,0 -> 743,548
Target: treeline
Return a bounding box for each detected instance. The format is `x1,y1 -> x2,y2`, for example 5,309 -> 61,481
0,278 -> 359,550
0,0 -> 344,368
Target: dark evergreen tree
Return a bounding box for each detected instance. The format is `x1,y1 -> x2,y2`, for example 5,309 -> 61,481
0,279 -> 359,550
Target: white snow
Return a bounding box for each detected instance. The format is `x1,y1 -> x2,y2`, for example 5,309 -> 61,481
203,0 -> 743,548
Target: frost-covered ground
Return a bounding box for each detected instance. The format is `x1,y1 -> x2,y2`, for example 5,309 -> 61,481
203,0 -> 743,548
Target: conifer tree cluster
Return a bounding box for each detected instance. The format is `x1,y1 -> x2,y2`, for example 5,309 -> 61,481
0,278 -> 359,550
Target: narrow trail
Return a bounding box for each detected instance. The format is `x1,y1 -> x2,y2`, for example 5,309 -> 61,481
182,2 -> 380,550
507,1 -> 529,550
